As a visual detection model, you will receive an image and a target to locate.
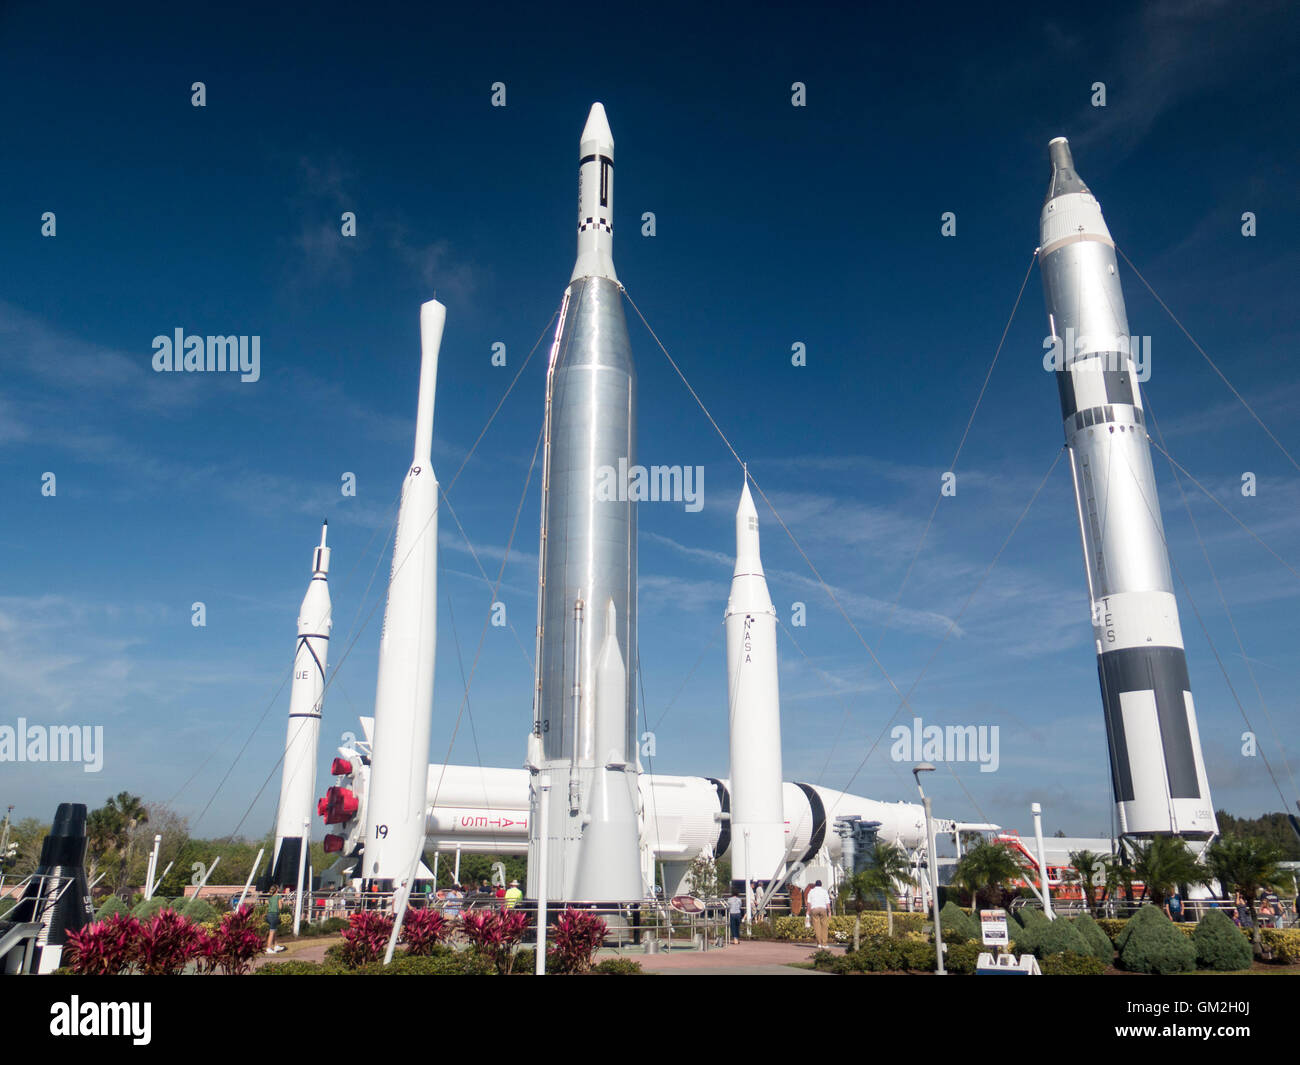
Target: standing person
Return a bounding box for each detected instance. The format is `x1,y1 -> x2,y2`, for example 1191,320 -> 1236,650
727,890 -> 743,944
444,883 -> 463,919
504,880 -> 523,909
1164,889 -> 1184,923
806,880 -> 832,948
264,885 -> 285,954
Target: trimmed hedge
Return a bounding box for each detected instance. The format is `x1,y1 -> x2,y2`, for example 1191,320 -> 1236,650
1193,908 -> 1253,971
1035,917 -> 1092,960
592,958 -> 644,974
180,897 -> 218,925
1071,913 -> 1115,965
256,947 -> 496,976
132,896 -> 180,920
1118,906 -> 1196,974
770,912 -> 925,942
94,895 -> 131,921
1041,950 -> 1107,976
1012,908 -> 1049,954
1261,928 -> 1300,963
939,902 -> 977,943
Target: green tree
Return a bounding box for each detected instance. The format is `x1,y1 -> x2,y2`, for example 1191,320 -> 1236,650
841,842 -> 914,947
950,840 -> 1029,912
685,853 -> 721,899
88,793 -> 149,895
1128,836 -> 1209,907
1206,836 -> 1283,958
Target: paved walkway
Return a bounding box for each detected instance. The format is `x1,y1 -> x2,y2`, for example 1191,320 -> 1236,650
623,940 -> 831,975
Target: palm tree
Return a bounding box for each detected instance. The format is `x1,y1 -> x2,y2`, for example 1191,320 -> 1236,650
1129,836 -> 1209,907
950,840 -> 1030,913
103,793 -> 148,895
841,843 -> 914,947
1206,836 -> 1283,958
1067,849 -> 1108,915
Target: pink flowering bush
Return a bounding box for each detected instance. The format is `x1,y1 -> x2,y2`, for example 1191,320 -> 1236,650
340,909 -> 394,968
401,907 -> 449,955
65,913 -> 141,975
461,909 -> 531,974
548,908 -> 607,974
134,909 -> 204,975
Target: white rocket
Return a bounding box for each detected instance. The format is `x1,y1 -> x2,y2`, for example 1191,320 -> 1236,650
1039,139 -> 1216,838
527,103 -> 642,902
724,478 -> 787,889
269,522 -> 332,886
360,299 -> 446,883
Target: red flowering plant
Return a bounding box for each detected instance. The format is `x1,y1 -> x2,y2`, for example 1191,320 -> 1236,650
64,913 -> 140,975
134,909 -> 204,975
340,909 -> 394,968
548,908 -> 607,974
400,907 -> 449,955
201,904 -> 265,975
461,909 -> 531,974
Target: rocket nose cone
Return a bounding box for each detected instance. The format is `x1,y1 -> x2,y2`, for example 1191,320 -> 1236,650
604,597 -> 618,639
738,478 -> 757,519
1045,136 -> 1089,202
1048,136 -> 1074,173
581,102 -> 614,154
50,803 -> 88,838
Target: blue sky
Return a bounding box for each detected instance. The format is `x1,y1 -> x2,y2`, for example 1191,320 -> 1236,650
2,1 -> 1297,841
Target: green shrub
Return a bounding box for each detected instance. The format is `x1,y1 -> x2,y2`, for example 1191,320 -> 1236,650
773,912 -> 924,941
1118,906 -> 1196,974
1012,908 -> 1048,954
180,897 -> 218,924
900,937 -> 936,971
1193,908 -> 1253,971
939,902 -> 977,943
255,960 -> 334,975
1035,917 -> 1091,959
94,895 -> 131,921
592,958 -> 644,975
1096,918 -> 1127,944
747,920 -> 774,940
810,949 -> 837,972
1041,950 -> 1106,975
945,941 -> 982,974
1260,928 -> 1300,963
132,896 -> 179,920
1071,914 -> 1115,965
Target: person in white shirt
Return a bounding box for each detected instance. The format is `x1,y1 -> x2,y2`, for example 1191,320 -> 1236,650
805,880 -> 832,947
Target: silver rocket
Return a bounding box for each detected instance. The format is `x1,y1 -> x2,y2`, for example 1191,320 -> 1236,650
269,522 -> 332,886
1038,138 -> 1216,838
361,299 -> 446,882
724,478 -> 787,889
527,103 -> 643,902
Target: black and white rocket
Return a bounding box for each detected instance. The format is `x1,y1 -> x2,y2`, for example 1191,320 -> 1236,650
1038,138 -> 1216,838
268,523 -> 332,887
6,803 -> 95,974
526,103 -> 643,902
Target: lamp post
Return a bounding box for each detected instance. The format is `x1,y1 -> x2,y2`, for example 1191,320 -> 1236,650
912,763 -> 945,975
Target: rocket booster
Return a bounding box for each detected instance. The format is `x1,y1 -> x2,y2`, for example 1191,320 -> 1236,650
528,103 -> 642,902
269,522 -> 332,886
1038,138 -> 1216,837
724,478 -> 787,888
362,299 -> 445,882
